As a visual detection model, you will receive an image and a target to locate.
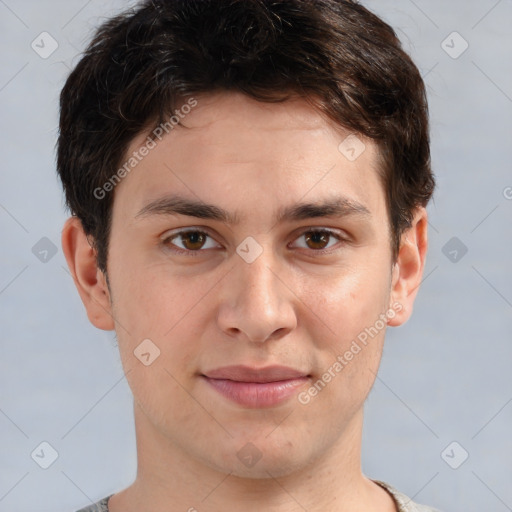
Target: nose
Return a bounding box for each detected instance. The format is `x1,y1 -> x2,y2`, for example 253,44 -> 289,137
216,247 -> 297,343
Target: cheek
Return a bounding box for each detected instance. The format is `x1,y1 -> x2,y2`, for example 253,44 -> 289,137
298,259 -> 391,399
108,260 -> 218,391
301,258 -> 392,340
108,267 -> 207,422
109,259 -> 207,336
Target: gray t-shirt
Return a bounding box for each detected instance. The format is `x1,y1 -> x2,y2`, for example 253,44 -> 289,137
75,481 -> 440,511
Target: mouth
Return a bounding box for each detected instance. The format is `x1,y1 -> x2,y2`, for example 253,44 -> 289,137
200,365 -> 311,408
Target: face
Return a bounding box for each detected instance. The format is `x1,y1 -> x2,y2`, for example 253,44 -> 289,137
68,92 -> 425,479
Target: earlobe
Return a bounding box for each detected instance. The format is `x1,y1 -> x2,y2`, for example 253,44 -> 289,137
387,207 -> 428,327
61,217 -> 115,331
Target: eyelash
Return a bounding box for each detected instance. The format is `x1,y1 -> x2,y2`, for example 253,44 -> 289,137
161,227 -> 349,257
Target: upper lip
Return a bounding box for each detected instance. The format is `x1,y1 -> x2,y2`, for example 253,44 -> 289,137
202,365 -> 309,383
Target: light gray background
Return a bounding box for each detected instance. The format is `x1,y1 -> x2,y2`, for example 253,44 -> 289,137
1,1 -> 511,511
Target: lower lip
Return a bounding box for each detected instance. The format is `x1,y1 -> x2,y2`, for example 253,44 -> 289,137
202,376 -> 309,408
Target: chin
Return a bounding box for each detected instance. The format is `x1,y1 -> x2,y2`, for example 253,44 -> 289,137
202,438 -> 313,480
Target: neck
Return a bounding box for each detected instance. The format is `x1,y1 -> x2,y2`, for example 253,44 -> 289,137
109,402 -> 395,512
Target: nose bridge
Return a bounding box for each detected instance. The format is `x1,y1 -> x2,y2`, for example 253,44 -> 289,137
217,240 -> 296,342
235,244 -> 280,310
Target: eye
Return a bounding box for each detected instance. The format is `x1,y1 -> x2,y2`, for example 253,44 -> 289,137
291,228 -> 347,252
161,227 -> 348,257
161,229 -> 221,254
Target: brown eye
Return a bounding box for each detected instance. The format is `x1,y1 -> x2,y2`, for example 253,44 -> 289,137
162,229 -> 220,254
179,231 -> 207,250
291,228 -> 346,253
304,230 -> 331,250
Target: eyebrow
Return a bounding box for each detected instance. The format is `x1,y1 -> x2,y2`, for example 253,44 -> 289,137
134,194 -> 371,224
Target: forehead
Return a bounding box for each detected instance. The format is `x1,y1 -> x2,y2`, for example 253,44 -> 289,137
162,93 -> 366,161
182,92 -> 333,131
112,92 -> 386,227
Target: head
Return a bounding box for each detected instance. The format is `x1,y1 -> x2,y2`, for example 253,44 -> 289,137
59,0 -> 434,479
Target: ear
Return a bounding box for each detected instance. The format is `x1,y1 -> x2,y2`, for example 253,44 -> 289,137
61,216 -> 115,330
387,207 -> 428,327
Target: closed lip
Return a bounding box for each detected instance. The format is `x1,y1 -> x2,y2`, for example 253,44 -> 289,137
201,365 -> 310,383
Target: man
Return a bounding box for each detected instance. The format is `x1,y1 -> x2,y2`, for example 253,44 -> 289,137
58,0 -> 439,510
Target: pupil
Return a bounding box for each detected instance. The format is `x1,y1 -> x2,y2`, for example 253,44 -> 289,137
308,231 -> 328,248
185,232 -> 204,248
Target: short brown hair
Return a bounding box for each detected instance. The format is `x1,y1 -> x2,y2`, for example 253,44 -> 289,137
57,0 -> 435,272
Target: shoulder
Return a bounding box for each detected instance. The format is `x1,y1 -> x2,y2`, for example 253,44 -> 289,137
374,481 -> 441,512
74,486 -> 441,512
74,495 -> 112,512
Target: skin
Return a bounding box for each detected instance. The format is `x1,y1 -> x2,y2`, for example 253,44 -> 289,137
62,92 -> 428,512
